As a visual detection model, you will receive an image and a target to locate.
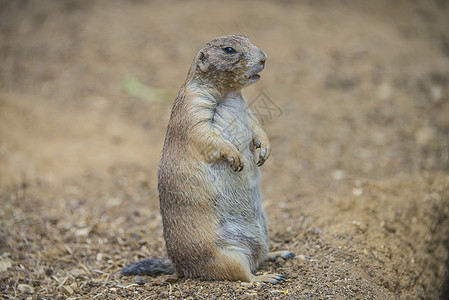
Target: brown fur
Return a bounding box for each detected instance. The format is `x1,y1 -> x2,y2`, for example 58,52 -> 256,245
121,35 -> 294,283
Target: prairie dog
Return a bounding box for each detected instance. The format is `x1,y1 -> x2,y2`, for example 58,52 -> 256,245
121,35 -> 294,283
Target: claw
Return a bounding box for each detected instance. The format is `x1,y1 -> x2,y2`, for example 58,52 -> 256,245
232,161 -> 244,172
270,275 -> 286,283
257,156 -> 267,166
228,156 -> 244,172
251,273 -> 288,284
256,146 -> 270,167
281,252 -> 295,260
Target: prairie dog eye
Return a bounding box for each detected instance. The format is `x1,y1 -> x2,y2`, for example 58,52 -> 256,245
222,47 -> 237,54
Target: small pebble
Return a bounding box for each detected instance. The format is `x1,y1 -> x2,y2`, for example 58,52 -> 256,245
135,275 -> 146,285
352,187 -> 363,196
332,169 -> 345,181
61,285 -> 74,295
165,274 -> 178,283
18,284 -> 34,294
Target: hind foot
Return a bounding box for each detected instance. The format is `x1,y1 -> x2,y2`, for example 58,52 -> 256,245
250,273 -> 287,284
267,251 -> 295,261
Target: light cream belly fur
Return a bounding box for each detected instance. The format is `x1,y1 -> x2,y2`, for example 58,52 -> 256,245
207,94 -> 269,271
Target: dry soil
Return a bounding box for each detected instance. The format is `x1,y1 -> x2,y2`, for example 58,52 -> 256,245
1,0 -> 449,299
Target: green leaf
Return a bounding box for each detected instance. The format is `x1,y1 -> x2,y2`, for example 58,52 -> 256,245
123,76 -> 169,102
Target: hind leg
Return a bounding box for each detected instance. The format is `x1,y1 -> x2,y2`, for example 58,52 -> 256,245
201,249 -> 252,282
247,251 -> 295,283
198,249 -> 286,284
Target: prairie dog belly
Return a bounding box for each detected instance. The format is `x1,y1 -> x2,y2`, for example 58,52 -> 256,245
213,95 -> 254,163
209,95 -> 269,269
211,94 -> 258,187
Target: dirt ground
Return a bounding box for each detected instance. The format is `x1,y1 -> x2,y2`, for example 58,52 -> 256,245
1,0 -> 449,299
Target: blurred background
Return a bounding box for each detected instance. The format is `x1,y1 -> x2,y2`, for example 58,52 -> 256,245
1,0 -> 448,298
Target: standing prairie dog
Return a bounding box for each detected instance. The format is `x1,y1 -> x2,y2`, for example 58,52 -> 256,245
121,35 -> 294,283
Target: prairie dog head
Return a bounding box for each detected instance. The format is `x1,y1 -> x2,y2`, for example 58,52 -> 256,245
192,35 -> 267,91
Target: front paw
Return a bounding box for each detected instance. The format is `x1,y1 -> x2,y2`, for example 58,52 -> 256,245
222,143 -> 244,172
253,138 -> 271,167
203,142 -> 244,172
226,153 -> 244,172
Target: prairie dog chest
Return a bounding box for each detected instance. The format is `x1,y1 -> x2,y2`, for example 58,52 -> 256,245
213,94 -> 253,152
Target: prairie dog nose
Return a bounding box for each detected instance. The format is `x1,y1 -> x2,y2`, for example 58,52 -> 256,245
259,50 -> 267,66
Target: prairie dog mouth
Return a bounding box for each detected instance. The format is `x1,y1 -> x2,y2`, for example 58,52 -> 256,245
247,64 -> 264,81
250,74 -> 261,80
241,64 -> 264,83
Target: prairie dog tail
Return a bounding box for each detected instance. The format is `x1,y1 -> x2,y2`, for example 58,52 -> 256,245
120,258 -> 175,276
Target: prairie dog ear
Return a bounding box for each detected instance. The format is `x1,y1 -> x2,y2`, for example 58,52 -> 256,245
195,50 -> 210,72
